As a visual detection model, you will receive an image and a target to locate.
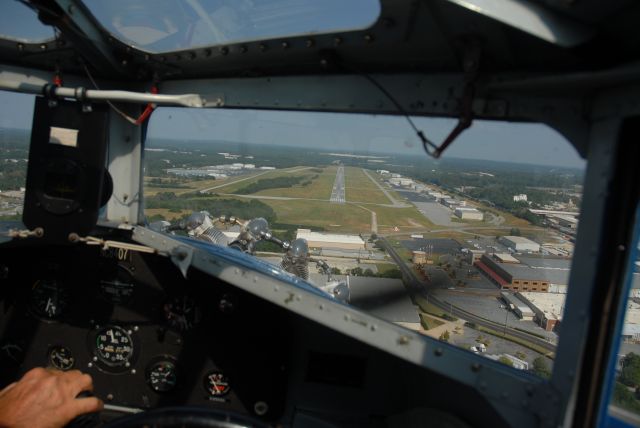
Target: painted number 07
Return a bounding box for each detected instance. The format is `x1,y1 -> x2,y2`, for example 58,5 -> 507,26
117,248 -> 129,261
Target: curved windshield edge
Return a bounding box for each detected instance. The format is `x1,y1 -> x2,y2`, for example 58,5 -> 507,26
0,2 -> 56,43
82,0 -> 381,53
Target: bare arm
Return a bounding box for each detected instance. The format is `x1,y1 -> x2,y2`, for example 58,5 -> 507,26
0,368 -> 103,428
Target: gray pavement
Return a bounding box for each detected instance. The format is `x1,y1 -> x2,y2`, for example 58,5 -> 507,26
447,322 -> 551,372
433,289 -> 558,341
397,190 -> 477,227
330,165 -> 346,204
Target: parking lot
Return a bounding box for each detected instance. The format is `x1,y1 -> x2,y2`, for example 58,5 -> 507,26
396,190 -> 458,226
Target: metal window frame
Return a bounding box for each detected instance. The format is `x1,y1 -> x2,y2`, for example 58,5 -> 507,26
3,62 -> 640,427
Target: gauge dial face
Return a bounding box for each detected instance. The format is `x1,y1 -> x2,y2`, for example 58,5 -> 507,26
95,326 -> 134,367
163,296 -> 201,331
48,346 -> 75,371
99,266 -> 135,304
146,359 -> 178,393
30,280 -> 68,320
203,372 -> 231,397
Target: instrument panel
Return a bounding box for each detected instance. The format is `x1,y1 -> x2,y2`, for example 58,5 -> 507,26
0,243 -> 289,421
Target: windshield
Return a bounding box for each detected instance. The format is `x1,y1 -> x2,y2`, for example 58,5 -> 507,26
82,0 -> 380,53
0,1 -> 55,43
143,107 -> 585,378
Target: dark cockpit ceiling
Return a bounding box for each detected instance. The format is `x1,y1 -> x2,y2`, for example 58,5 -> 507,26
1,0 -> 639,83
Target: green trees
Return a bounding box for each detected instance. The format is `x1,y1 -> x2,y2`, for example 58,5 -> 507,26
620,353 -> 640,388
613,383 -> 640,413
531,356 -> 551,379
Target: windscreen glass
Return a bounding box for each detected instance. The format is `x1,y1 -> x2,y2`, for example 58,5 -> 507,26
82,0 -> 381,53
143,108 -> 585,377
0,2 -> 55,43
0,91 -> 34,221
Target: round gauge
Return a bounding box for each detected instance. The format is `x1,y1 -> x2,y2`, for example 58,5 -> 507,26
146,358 -> 178,393
203,372 -> 231,398
30,279 -> 68,320
48,346 -> 75,371
163,296 -> 201,331
99,266 -> 135,304
95,326 -> 134,367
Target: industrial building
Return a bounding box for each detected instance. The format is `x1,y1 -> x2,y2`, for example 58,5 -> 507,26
554,215 -> 579,229
518,292 -> 564,331
296,229 -> 365,251
454,207 -> 484,220
462,248 -> 485,264
442,198 -> 464,208
499,236 -> 540,252
412,251 -> 427,264
501,292 -> 535,320
474,254 -> 571,292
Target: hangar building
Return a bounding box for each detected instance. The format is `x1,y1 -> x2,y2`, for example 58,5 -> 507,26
296,229 -> 366,251
500,236 -> 541,252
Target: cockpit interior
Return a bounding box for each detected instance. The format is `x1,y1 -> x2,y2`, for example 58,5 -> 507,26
0,1 -> 639,427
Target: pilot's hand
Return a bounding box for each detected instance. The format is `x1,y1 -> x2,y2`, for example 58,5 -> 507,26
0,367 -> 103,428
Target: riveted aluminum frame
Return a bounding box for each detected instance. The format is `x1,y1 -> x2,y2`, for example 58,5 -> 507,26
132,226 -> 558,428
103,106 -> 144,225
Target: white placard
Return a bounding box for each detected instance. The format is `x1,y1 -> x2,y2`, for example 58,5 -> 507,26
49,126 -> 78,147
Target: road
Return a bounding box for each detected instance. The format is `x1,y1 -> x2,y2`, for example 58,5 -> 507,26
378,237 -> 556,353
361,169 -> 407,207
330,165 -> 346,204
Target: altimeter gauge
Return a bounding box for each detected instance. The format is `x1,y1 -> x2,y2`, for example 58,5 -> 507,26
94,326 -> 134,368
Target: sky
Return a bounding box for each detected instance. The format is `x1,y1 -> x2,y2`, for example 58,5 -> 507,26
0,90 -> 585,169
0,1 -> 585,169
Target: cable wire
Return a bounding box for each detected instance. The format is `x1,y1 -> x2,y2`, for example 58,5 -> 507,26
83,65 -> 138,124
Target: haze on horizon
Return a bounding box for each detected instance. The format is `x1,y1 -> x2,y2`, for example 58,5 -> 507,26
0,90 -> 585,170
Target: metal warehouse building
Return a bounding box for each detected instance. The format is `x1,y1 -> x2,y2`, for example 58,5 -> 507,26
454,207 -> 484,220
518,292 -> 564,331
296,229 -> 365,251
499,236 -> 540,252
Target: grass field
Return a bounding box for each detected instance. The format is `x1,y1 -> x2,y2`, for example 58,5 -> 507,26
374,205 -> 434,232
344,167 -> 391,204
255,166 -> 336,199
476,205 -> 531,227
376,263 -> 402,275
419,313 -> 446,330
260,199 -> 372,232
368,170 -> 406,202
